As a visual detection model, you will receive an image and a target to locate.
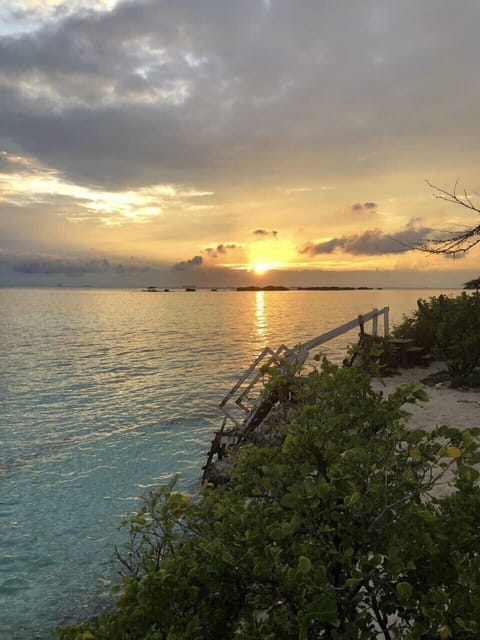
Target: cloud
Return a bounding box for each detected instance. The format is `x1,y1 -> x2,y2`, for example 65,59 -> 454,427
172,255 -> 203,271
0,252 -> 151,276
300,221 -> 435,256
1,1 -> 478,193
0,151 -> 212,227
2,0 -> 117,30
1,1 -> 480,288
252,228 -> 278,237
0,150 -> 33,173
203,243 -> 238,258
350,202 -> 377,212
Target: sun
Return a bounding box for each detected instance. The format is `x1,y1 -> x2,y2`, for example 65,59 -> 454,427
252,262 -> 270,275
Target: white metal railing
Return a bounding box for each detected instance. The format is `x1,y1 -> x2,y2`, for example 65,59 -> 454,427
219,307 -> 389,424
299,306 -> 389,354
202,307 -> 389,478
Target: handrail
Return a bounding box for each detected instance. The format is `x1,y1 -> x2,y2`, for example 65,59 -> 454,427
218,306 -> 389,415
219,306 -> 388,417
202,307 -> 389,480
298,306 -> 389,354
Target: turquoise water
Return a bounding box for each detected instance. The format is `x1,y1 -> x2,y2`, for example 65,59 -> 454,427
0,287 -> 460,638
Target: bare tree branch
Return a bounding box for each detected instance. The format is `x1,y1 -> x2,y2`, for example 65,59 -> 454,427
416,181 -> 480,255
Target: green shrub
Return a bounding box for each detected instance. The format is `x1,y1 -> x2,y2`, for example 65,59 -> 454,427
394,293 -> 480,375
57,362 -> 480,640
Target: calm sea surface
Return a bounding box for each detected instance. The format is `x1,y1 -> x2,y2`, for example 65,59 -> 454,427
0,287 -> 460,638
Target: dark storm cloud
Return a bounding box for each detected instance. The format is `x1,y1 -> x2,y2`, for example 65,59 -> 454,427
203,243 -> 237,258
173,255 -> 203,271
300,222 -> 435,256
0,253 -> 151,276
252,228 -> 278,237
1,1 -> 480,189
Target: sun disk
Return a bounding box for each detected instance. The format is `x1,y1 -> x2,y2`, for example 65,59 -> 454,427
252,262 -> 270,275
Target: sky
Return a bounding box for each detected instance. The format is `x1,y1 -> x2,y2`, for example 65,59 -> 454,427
1,0 -> 480,288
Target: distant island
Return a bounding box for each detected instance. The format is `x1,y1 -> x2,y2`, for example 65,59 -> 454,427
139,285 -> 382,292
236,285 -> 379,291
236,285 -> 290,291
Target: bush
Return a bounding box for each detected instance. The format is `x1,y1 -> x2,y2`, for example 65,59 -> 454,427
57,361 -> 480,640
393,293 -> 480,376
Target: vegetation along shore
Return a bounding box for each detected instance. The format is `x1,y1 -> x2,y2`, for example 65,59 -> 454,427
57,293 -> 480,639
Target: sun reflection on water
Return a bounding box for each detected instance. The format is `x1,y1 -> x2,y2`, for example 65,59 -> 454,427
255,290 -> 267,341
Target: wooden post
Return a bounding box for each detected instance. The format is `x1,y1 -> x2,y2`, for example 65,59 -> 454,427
372,308 -> 378,337
358,314 -> 365,335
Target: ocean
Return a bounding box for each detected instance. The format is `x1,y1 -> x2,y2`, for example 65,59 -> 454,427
0,287 -> 460,638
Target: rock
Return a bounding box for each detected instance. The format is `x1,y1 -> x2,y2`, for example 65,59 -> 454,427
202,457 -> 235,485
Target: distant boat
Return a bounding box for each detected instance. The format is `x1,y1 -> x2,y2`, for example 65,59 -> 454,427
143,286 -> 159,292
211,288 -> 218,291
185,287 -> 196,292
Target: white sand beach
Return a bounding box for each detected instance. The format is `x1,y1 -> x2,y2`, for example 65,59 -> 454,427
375,361 -> 480,433
373,362 -> 480,499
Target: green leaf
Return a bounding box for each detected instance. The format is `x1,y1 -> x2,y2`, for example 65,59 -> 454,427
269,526 -> 285,541
253,560 -> 270,577
298,556 -> 312,574
309,597 -> 340,626
344,491 -> 361,507
454,616 -> 467,630
396,581 -> 413,602
345,577 -> 363,587
281,491 -> 301,508
297,613 -> 309,640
